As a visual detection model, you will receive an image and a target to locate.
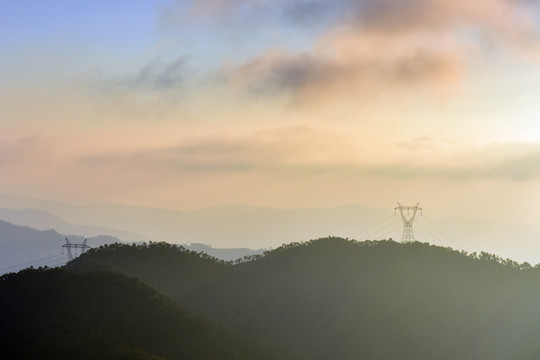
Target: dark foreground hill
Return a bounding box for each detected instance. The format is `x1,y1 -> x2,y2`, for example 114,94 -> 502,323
0,268 -> 286,360
70,238 -> 540,360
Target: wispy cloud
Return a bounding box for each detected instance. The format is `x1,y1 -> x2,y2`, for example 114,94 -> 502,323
203,0 -> 540,105
77,129 -> 540,182
183,0 -> 539,33
226,44 -> 462,104
302,140 -> 540,181
83,57 -> 192,119
81,140 -> 269,173
79,127 -> 319,174
109,57 -> 189,93
0,136 -> 55,168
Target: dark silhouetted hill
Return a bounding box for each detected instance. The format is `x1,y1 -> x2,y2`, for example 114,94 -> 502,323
0,267 -> 288,360
70,238 -> 540,360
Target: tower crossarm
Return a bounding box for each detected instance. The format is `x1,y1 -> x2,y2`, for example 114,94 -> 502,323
394,202 -> 423,213
62,238 -> 91,260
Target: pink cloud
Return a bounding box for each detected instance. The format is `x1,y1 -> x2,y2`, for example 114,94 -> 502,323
220,0 -> 539,105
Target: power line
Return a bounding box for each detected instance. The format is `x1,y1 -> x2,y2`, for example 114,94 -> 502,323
351,214 -> 396,237
30,258 -> 69,269
374,226 -> 401,241
0,254 -> 63,270
0,254 -> 66,273
422,215 -> 459,248
412,228 -> 431,244
30,256 -> 67,267
415,221 -> 451,248
359,218 -> 402,240
359,219 -> 399,240
414,226 -> 448,247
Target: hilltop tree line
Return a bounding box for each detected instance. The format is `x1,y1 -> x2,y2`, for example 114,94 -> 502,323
4,237 -> 540,359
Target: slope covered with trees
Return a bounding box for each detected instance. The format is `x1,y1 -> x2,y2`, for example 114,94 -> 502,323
0,267 -> 287,360
70,238 -> 540,360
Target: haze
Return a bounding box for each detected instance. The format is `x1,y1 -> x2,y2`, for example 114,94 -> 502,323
2,1 -> 540,254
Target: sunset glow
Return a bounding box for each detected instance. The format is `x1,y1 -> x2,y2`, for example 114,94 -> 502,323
2,0 -> 540,225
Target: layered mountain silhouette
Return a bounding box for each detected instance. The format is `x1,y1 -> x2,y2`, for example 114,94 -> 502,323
63,238 -> 540,360
0,220 -> 119,273
0,207 -> 150,244
2,194 -> 540,263
0,217 -> 262,269
183,242 -> 264,261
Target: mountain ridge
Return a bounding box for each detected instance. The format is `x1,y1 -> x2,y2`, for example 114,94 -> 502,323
3,193 -> 540,262
68,238 -> 540,360
0,219 -> 119,274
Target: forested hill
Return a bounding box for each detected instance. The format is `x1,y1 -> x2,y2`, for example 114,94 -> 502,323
0,268 -> 288,360
69,238 -> 540,360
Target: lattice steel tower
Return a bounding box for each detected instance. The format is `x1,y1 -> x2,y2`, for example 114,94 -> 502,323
394,203 -> 422,243
62,238 -> 91,260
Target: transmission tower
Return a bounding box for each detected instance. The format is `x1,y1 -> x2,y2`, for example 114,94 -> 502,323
394,203 -> 422,243
62,238 -> 91,260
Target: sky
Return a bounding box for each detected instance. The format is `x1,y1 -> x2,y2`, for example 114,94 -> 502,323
2,0 -> 540,225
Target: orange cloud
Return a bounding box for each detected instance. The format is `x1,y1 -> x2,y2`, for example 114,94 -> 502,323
222,0 -> 539,106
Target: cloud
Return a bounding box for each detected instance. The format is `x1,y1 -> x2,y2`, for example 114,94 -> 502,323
0,136 -> 55,168
213,0 -> 540,105
78,126 -> 354,175
112,57 -> 189,93
189,0 -> 246,15
278,1 -> 352,29
398,137 -> 437,151
345,0 -> 518,32
84,57 -> 192,119
184,0 -> 538,33
78,127 -> 540,182
226,44 -> 462,103
80,136 -> 287,174
92,58 -> 189,101
310,141 -> 540,181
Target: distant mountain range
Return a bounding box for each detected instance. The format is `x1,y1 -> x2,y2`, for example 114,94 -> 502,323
183,243 -> 264,261
0,220 -> 119,274
1,193 -> 540,263
0,218 -> 261,273
0,207 -> 150,243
